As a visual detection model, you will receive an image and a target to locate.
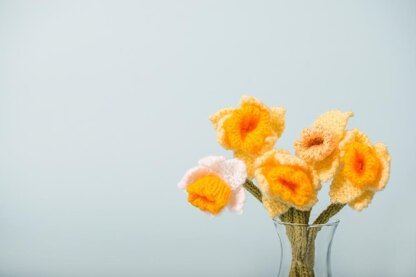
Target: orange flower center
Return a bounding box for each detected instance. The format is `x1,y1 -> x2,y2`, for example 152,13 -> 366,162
263,165 -> 315,207
223,104 -> 272,155
186,175 -> 232,215
240,112 -> 260,139
342,141 -> 381,189
307,137 -> 324,147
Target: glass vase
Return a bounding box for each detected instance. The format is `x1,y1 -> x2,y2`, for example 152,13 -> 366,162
273,218 -> 339,277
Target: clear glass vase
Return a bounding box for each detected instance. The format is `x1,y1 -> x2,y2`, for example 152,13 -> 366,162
273,218 -> 339,277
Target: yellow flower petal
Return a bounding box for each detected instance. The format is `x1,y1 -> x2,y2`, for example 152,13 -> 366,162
209,108 -> 235,128
294,110 -> 352,182
339,128 -> 371,148
312,149 -> 340,182
270,107 -> 286,138
330,129 -> 391,211
329,171 -> 363,204
312,110 -> 353,141
240,95 -> 269,111
234,150 -> 256,179
214,114 -> 233,150
348,191 -> 375,211
262,196 -> 289,218
372,143 -> 391,191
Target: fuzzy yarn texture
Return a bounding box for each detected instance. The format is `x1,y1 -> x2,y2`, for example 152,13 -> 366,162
178,156 -> 247,215
233,150 -> 256,178
210,96 -> 285,178
294,110 -> 353,182
254,149 -> 320,217
186,175 -> 232,215
329,129 -> 390,211
242,179 -> 262,203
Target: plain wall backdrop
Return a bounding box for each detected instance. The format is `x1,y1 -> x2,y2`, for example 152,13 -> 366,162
0,1 -> 415,276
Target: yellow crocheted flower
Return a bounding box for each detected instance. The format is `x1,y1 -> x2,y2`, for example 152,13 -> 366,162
294,110 -> 353,182
329,129 -> 390,211
210,96 -> 286,157
234,150 -> 256,178
254,149 -> 320,217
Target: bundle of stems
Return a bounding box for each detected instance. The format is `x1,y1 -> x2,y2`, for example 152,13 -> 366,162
243,179 -> 344,277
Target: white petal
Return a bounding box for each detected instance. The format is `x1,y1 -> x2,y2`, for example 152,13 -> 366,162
177,166 -> 216,190
198,155 -> 227,168
228,187 -> 246,214
217,158 -> 247,189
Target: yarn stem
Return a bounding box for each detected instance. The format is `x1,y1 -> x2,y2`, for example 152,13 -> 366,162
242,179 -> 262,203
313,203 -> 345,225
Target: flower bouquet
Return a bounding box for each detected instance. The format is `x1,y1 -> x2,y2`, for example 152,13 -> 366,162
178,96 -> 390,277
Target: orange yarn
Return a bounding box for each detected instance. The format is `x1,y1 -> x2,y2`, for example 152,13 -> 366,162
186,175 -> 232,215
263,165 -> 315,207
210,96 -> 286,170
342,141 -> 381,189
222,103 -> 272,155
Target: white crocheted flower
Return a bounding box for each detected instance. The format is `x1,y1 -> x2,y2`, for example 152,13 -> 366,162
178,156 -> 247,215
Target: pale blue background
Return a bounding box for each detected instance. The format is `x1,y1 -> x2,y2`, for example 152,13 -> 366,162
0,1 -> 415,276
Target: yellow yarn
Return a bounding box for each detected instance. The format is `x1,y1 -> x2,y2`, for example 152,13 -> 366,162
234,150 -> 256,179
186,175 -> 232,215
312,110 -> 353,140
294,126 -> 337,162
329,129 -> 391,211
348,191 -> 375,211
294,110 -> 353,182
262,195 -> 289,218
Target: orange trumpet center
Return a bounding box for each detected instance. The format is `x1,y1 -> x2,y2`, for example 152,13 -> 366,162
186,175 -> 232,215
263,165 -> 315,207
223,104 -> 272,155
342,141 -> 381,189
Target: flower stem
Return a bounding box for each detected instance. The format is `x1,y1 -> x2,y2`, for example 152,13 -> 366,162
280,208 -> 314,277
242,179 -> 262,203
313,203 -> 345,225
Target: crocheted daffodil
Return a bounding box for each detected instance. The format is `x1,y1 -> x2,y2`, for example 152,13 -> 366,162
178,156 -> 247,215
254,149 -> 320,217
329,129 -> 390,211
210,96 -> 285,177
294,110 -> 353,182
